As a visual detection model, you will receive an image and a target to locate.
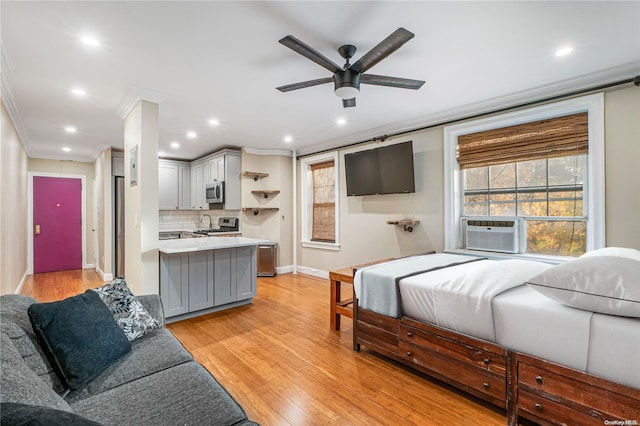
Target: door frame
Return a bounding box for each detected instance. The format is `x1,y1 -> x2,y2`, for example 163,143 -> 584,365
28,172 -> 88,274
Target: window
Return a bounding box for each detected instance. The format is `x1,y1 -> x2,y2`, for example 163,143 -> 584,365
301,152 -> 340,250
444,94 -> 605,259
311,161 -> 336,242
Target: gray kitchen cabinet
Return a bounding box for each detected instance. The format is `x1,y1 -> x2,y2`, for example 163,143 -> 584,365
178,164 -> 191,210
190,161 -> 210,210
213,246 -> 256,305
159,252 -> 189,317
160,245 -> 257,320
158,161 -> 179,210
159,159 -> 190,210
236,246 -> 256,300
188,250 -> 215,311
214,248 -> 236,306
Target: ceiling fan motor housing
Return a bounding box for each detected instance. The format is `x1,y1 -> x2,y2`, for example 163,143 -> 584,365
334,69 -> 361,99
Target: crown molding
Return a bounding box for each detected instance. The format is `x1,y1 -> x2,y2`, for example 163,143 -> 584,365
1,68 -> 32,157
296,62 -> 640,157
116,86 -> 169,119
242,147 -> 294,157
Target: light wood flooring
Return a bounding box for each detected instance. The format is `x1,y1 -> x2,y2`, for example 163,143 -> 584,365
22,269 -> 506,426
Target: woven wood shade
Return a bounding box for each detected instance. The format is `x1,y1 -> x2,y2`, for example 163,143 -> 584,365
311,161 -> 335,242
457,112 -> 588,169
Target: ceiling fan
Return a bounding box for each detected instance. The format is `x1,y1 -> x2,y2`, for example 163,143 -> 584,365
276,27 -> 425,108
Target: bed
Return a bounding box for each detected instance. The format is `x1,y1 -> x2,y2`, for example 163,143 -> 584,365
353,248 -> 640,425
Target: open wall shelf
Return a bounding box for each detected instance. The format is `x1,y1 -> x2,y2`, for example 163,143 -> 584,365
242,171 -> 269,181
387,220 -> 420,232
242,207 -> 279,216
251,190 -> 280,199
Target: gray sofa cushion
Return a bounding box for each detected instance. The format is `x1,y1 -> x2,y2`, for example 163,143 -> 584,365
0,333 -> 72,412
0,294 -> 65,393
71,362 -> 252,426
65,328 -> 194,403
0,402 -> 101,425
28,291 -> 132,391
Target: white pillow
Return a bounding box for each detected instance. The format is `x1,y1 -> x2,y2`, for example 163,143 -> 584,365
526,256 -> 640,317
580,247 -> 640,261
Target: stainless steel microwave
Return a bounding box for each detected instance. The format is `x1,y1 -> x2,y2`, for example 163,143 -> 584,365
205,180 -> 224,204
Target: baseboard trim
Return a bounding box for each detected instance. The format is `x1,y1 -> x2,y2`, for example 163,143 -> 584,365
276,265 -> 294,275
95,265 -> 113,281
295,266 -> 329,280
14,270 -> 28,295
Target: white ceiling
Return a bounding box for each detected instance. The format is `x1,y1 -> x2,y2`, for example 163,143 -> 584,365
2,1 -> 639,162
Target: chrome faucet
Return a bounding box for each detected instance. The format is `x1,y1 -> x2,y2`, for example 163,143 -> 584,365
200,214 -> 213,230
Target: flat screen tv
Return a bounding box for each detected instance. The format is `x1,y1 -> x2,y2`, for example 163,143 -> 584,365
344,141 -> 415,196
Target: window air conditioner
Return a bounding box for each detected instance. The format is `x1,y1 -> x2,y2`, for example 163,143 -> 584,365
464,219 -> 520,253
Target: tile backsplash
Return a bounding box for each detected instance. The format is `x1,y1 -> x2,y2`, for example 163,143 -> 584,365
159,210 -> 241,230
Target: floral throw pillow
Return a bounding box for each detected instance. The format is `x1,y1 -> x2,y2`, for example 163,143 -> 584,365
92,278 -> 161,341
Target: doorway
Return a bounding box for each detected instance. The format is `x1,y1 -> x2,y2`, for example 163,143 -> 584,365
33,176 -> 83,273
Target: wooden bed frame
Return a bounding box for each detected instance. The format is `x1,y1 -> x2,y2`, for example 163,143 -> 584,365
354,299 -> 640,425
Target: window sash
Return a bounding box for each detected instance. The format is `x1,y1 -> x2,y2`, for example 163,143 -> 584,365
311,161 -> 335,242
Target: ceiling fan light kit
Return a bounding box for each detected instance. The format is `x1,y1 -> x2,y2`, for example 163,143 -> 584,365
277,27 -> 425,108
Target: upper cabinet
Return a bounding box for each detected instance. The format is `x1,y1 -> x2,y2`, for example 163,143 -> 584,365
159,160 -> 190,210
159,149 -> 241,211
190,161 -> 209,210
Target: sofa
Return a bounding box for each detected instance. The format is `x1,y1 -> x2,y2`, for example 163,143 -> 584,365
0,293 -> 258,426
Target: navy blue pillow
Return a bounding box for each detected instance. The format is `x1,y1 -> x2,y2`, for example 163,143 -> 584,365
0,402 -> 102,425
27,291 -> 131,391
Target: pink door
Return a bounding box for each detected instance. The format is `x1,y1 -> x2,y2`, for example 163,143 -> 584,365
33,177 -> 82,273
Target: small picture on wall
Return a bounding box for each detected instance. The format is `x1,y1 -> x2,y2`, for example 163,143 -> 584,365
130,145 -> 138,187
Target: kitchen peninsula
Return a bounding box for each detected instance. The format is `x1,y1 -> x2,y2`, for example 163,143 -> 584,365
158,237 -> 269,322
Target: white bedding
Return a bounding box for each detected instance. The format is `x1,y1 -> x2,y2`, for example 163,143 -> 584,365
493,285 -> 640,389
401,259 -> 551,341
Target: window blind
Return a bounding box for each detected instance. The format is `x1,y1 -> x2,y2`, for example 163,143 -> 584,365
311,161 -> 335,242
457,112 -> 588,169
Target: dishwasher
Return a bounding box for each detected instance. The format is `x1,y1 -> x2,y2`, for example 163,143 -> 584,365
257,242 -> 276,277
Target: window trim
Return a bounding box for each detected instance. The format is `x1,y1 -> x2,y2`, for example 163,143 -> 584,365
300,151 -> 340,251
444,93 -> 605,258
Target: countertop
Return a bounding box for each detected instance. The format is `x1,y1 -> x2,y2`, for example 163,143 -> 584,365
158,236 -> 271,254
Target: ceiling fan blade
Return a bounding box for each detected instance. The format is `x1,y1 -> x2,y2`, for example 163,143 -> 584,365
350,28 -> 415,74
342,98 -> 356,108
279,35 -> 342,73
360,74 -> 425,90
276,77 -> 333,92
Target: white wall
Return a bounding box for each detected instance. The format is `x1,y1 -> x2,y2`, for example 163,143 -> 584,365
93,148 -> 113,280
241,150 -> 293,270
123,100 -> 159,295
0,101 -> 28,295
297,86 -> 640,275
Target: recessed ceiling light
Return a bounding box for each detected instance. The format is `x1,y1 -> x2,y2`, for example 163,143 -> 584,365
71,88 -> 87,97
170,142 -> 180,149
555,46 -> 573,57
62,147 -> 71,152
81,36 -> 100,47
283,135 -> 293,143
64,126 -> 77,133
186,131 -> 197,139
336,118 -> 347,126
208,119 -> 220,126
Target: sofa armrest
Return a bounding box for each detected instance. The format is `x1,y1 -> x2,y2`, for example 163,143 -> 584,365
136,294 -> 165,327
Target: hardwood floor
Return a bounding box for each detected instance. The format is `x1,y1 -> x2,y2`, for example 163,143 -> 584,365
22,270 -> 506,426
21,269 -> 106,302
